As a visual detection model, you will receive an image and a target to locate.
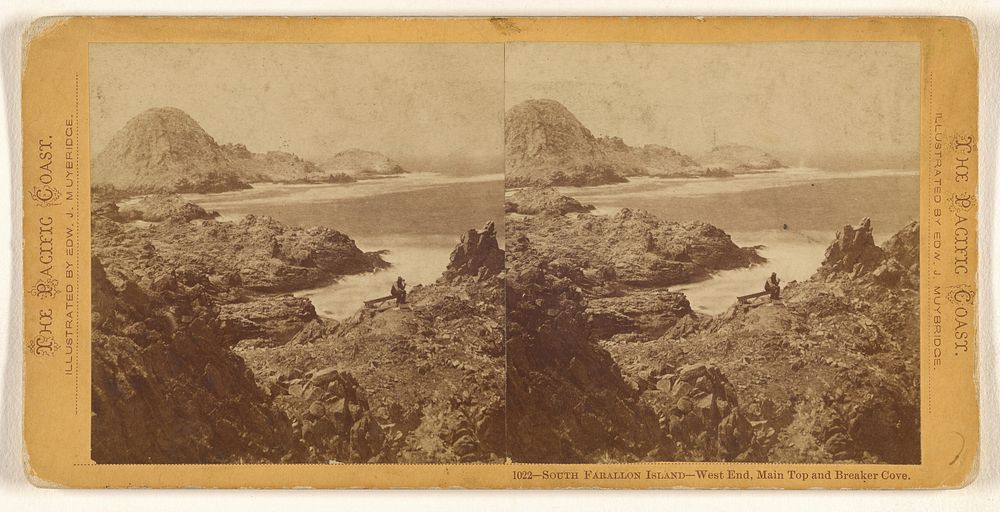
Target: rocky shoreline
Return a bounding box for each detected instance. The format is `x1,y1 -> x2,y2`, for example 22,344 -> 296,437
505,188 -> 920,463
91,184 -> 919,465
92,192 -> 504,463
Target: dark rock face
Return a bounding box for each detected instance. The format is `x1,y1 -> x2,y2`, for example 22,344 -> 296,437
90,196 -> 394,463
91,256 -> 298,463
505,236 -> 661,462
257,366 -> 389,462
219,295 -> 319,348
645,363 -> 754,461
442,221 -> 505,282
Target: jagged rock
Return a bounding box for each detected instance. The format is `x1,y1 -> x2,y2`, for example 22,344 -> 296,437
442,221 -> 504,282
645,363 -> 753,461
91,257 -> 297,463
506,237 -> 661,462
820,217 -> 884,276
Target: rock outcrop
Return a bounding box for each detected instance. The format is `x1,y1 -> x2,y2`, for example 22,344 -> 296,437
505,187 -> 595,215
597,137 -> 703,177
696,144 -> 784,171
442,221 -> 505,282
221,144 -> 355,184
94,204 -> 385,294
114,194 -> 220,223
318,148 -> 407,177
507,203 -> 763,288
819,217 -> 884,276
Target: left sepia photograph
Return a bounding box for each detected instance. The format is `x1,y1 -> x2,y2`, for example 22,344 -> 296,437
88,43 -> 506,464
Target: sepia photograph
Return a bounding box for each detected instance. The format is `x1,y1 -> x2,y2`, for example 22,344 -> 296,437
88,43 -> 506,463
504,42 -> 921,464
16,14 -> 985,493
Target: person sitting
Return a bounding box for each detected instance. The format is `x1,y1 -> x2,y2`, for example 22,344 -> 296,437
764,272 -> 781,300
390,276 -> 407,305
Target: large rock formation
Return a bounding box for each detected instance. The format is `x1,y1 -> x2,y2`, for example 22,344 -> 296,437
92,107 -> 355,195
92,107 -> 251,194
696,143 -> 784,171
597,136 -> 703,177
505,99 -> 630,187
221,144 -> 354,184
317,148 -> 407,178
505,99 -> 756,188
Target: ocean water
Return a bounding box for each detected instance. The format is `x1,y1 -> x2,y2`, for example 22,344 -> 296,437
556,168 -> 919,314
186,173 -> 504,319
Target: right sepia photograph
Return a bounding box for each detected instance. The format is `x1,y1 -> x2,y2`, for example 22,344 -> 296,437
504,42 -> 921,464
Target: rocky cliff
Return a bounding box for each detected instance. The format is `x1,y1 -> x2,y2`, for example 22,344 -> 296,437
696,144 -> 784,171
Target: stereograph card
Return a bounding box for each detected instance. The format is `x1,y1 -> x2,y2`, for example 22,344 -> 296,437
20,16 -> 979,489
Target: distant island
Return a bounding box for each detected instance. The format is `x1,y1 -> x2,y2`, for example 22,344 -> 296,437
91,107 -> 407,195
504,99 -> 784,188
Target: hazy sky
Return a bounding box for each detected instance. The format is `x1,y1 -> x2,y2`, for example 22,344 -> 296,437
90,44 -> 505,174
91,42 -> 918,174
506,42 -> 920,169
